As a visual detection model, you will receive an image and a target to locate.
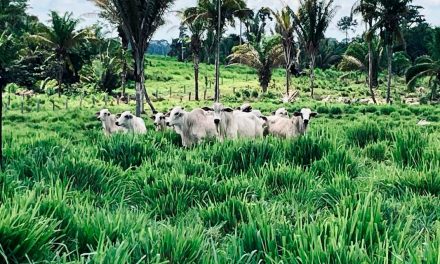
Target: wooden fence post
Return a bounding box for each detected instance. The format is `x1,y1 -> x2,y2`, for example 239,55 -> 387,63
65,98 -> 68,110
169,87 -> 172,98
52,100 -> 55,111
233,87 -> 236,94
180,96 -> 183,103
117,96 -> 120,105
204,89 -> 207,100
92,96 -> 95,106
188,92 -> 191,101
183,85 -> 186,94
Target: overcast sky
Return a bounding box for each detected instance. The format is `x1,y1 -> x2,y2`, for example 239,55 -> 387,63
28,0 -> 440,42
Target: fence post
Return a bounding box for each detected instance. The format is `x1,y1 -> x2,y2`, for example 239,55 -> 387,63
117,96 -> 120,105
233,87 -> 236,94
204,89 -> 207,100
21,95 -> 24,114
104,95 -> 108,106
180,96 -> 183,103
188,92 -> 191,101
169,87 -> 172,98
183,85 -> 186,94
52,100 -> 55,111
65,98 -> 68,110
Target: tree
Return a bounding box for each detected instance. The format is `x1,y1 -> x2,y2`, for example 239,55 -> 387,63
291,0 -> 337,98
406,55 -> 440,101
182,7 -> 206,101
369,0 -> 413,104
187,0 -> 249,102
92,0 -> 174,116
0,0 -> 28,34
31,11 -> 90,97
337,16 -> 358,44
271,6 -> 296,95
352,0 -> 379,104
244,7 -> 271,44
228,36 -> 284,92
315,38 -> 344,69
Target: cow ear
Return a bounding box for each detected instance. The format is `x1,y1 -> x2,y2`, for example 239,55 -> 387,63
202,107 -> 213,111
310,112 -> 318,117
235,106 -> 241,110
150,115 -> 155,120
260,116 -> 268,121
271,111 -> 276,115
243,106 -> 252,112
95,111 -> 100,116
293,112 -> 302,117
223,108 -> 234,112
153,110 -> 158,114
116,114 -> 121,118
127,114 -> 133,119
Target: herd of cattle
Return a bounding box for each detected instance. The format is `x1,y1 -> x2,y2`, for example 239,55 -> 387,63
96,104 -> 317,147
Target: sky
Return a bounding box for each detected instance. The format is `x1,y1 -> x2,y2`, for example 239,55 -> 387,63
27,0 -> 440,42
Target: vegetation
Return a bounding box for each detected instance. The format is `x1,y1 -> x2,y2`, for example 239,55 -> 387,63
2,0 -> 440,262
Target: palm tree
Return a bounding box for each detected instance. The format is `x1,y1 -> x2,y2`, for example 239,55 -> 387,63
337,16 -> 358,44
368,0 -> 412,104
271,7 -> 296,95
228,36 -> 284,92
182,7 -> 206,101
291,0 -> 338,98
352,0 -> 379,103
187,0 -> 249,102
32,11 -> 90,97
406,55 -> 440,101
244,7 -> 271,44
92,0 -> 174,116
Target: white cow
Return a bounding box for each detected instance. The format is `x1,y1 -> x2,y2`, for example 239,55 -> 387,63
151,112 -> 167,131
268,108 -> 317,138
96,109 -> 125,135
115,111 -> 147,134
266,108 -> 290,127
167,107 -> 217,147
203,103 -> 265,140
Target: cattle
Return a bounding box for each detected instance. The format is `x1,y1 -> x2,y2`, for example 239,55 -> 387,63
115,111 -> 147,134
96,109 -> 125,135
166,107 -> 217,147
203,103 -> 265,140
151,112 -> 167,131
268,108 -> 317,138
239,103 -> 265,119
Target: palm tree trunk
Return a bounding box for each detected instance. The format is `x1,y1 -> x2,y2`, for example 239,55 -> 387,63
386,44 -> 393,104
310,52 -> 316,98
57,56 -> 63,98
194,54 -> 200,101
121,51 -> 127,99
214,0 -> 221,102
368,41 -> 377,104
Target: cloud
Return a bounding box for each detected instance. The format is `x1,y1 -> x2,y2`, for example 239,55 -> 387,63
27,0 -> 440,41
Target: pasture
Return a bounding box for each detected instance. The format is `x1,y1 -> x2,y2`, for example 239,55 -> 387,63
2,58 -> 440,262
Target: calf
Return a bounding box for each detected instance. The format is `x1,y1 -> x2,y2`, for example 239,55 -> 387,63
268,108 -> 317,138
151,112 -> 167,131
96,109 -> 125,135
115,111 -> 147,134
